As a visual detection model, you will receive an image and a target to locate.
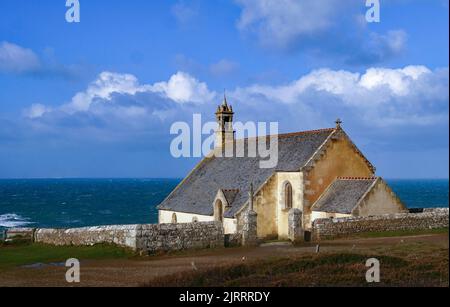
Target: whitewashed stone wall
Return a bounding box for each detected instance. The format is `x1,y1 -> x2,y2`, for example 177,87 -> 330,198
312,208 -> 449,241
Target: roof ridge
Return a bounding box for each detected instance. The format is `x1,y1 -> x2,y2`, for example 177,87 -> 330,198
235,127 -> 336,142
337,176 -> 378,180
277,128 -> 336,139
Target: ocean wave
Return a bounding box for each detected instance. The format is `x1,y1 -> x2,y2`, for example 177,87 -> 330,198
0,213 -> 33,228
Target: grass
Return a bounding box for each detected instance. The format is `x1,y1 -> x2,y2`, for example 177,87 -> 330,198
317,227 -> 449,241
144,241 -> 449,287
0,241 -> 134,271
144,252 -> 448,287
352,228 -> 449,239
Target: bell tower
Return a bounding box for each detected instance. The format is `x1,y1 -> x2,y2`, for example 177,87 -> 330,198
215,93 -> 235,148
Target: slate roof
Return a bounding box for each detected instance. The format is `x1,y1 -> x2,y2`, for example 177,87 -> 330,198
311,177 -> 378,214
222,189 -> 240,207
158,128 -> 336,218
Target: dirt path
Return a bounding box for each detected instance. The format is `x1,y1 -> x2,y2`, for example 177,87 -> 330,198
0,233 -> 448,287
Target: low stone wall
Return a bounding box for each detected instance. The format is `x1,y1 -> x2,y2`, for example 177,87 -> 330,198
5,227 -> 36,241
33,222 -> 224,253
312,208 -> 449,241
35,225 -> 140,249
137,222 -> 223,252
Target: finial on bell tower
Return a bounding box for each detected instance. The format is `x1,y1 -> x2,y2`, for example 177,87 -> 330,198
335,118 -> 342,129
222,89 -> 228,107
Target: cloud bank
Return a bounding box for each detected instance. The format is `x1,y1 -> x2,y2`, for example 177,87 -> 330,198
235,0 -> 407,64
23,65 -> 448,135
234,65 -> 448,127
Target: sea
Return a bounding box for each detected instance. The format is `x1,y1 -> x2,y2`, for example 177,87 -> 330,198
0,179 -> 448,231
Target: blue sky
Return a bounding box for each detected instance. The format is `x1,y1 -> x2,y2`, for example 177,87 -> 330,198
0,0 -> 448,179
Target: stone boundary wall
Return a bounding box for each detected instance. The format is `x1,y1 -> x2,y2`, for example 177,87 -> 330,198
136,222 -> 224,252
6,227 -> 36,241
312,208 -> 449,241
0,229 -> 7,241
32,222 -> 224,253
35,225 -> 139,249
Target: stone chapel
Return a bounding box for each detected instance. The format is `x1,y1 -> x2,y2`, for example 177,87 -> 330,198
158,97 -> 407,240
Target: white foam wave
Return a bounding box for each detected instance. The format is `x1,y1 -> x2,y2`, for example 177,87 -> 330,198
0,213 -> 33,228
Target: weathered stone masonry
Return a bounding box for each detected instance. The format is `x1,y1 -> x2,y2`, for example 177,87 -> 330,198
312,208 -> 449,241
136,222 -> 224,252
242,210 -> 258,246
288,208 -> 303,243
35,225 -> 139,249
33,222 -> 224,253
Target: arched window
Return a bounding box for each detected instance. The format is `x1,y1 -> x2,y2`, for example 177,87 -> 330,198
215,200 -> 224,222
171,213 -> 177,224
284,182 -> 293,210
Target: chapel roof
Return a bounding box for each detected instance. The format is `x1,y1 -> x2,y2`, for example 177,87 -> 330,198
158,128 -> 337,218
221,189 -> 240,207
311,177 -> 379,214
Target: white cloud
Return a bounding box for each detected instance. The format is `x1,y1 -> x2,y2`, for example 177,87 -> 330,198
359,65 -> 430,96
24,66 -> 448,130
27,71 -> 216,118
24,104 -> 52,119
232,65 -> 449,127
235,0 -> 407,64
0,41 -> 41,73
382,30 -> 407,54
151,71 -> 215,104
171,1 -> 198,25
209,59 -> 239,77
236,0 -> 339,49
0,41 -> 80,78
64,72 -> 152,112
236,66 -> 437,103
351,30 -> 408,64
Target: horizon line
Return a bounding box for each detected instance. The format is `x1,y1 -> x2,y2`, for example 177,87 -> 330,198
0,177 -> 448,181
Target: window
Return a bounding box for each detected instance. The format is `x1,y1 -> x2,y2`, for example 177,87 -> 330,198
171,213 -> 177,224
284,182 -> 293,210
